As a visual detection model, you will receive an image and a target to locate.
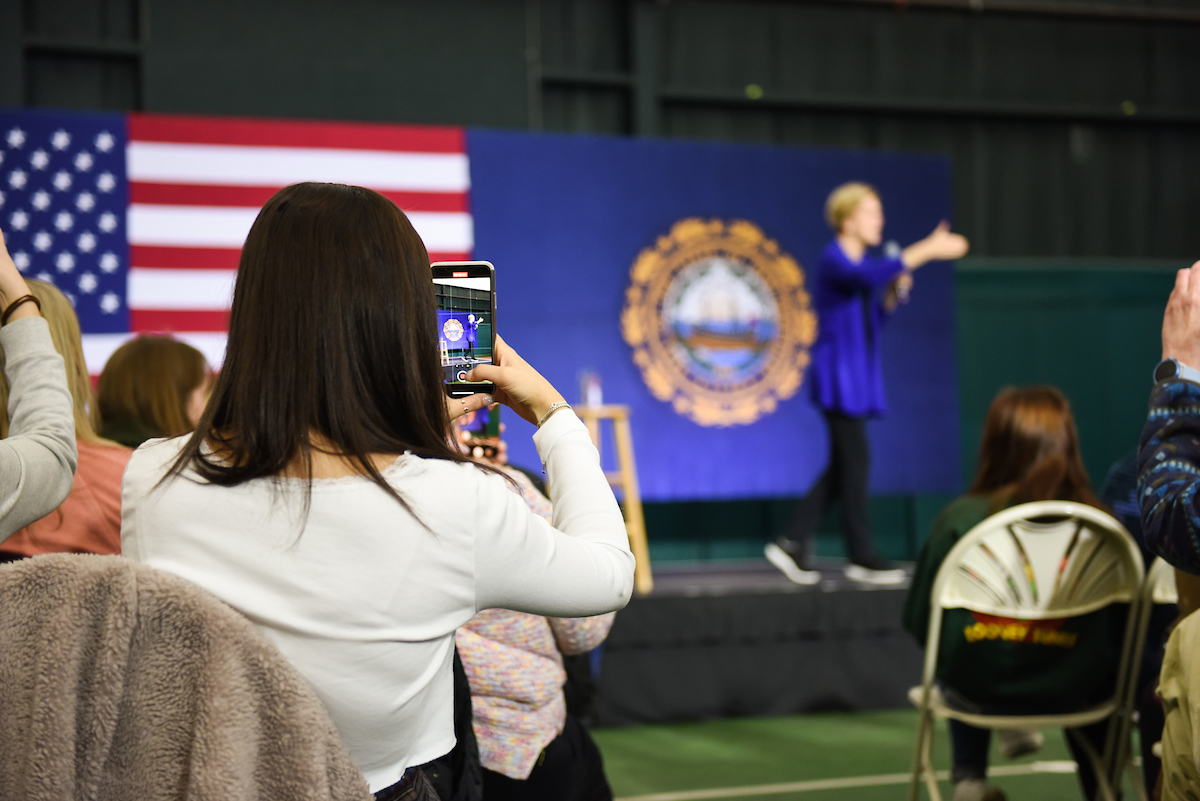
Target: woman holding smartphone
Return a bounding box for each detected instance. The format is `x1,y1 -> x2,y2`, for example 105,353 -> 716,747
120,183 -> 634,801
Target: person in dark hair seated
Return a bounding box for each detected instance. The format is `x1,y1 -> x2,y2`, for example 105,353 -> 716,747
120,183 -> 635,801
903,386 -> 1120,801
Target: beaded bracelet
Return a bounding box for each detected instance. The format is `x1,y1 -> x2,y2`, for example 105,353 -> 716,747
1,294 -> 41,326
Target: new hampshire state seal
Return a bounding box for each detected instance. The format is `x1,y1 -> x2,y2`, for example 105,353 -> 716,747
621,218 -> 818,427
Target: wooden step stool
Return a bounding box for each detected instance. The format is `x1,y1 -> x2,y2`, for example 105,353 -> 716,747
574,404 -> 653,595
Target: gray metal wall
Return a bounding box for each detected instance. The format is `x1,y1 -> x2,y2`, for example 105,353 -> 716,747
3,0 -> 1199,258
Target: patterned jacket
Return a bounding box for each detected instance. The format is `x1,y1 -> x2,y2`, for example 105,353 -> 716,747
455,467 -> 615,779
1138,379 -> 1200,575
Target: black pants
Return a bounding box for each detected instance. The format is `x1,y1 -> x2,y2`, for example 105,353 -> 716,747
375,768 -> 440,801
781,411 -> 874,562
422,649 -> 482,801
949,719 -> 1109,799
481,715 -> 612,801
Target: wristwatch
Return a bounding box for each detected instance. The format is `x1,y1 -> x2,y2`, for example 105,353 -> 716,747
1154,358 -> 1200,385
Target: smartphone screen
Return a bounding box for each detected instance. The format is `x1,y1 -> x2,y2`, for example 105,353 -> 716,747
432,261 -> 496,398
463,405 -> 500,439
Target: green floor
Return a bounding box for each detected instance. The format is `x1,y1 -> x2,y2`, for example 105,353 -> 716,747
594,709 -> 1136,801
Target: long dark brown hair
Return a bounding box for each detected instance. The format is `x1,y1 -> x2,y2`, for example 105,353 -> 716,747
168,182 -> 478,508
969,386 -> 1103,511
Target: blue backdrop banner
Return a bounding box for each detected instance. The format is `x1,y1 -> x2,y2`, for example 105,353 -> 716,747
467,130 -> 958,502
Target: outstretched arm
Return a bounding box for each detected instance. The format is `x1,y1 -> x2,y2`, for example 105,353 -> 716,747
902,221 -> 970,270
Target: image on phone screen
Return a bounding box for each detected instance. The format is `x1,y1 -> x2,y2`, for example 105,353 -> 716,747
433,262 -> 495,397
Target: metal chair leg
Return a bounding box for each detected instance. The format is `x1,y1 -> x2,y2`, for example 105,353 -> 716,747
1068,727 -> 1117,801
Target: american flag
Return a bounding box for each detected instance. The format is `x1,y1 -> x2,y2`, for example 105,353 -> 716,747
0,109 -> 473,374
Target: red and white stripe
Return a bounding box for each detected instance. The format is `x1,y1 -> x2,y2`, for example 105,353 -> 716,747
82,112 -> 472,371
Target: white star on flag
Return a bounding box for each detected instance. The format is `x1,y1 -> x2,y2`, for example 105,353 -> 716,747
9,210 -> 28,230
12,251 -> 29,271
2,107 -> 474,378
8,169 -> 27,190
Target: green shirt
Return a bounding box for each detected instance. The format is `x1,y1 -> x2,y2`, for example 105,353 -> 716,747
902,494 -> 1127,709
902,494 -> 994,647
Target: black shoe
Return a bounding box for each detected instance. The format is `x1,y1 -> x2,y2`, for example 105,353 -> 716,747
845,553 -> 907,585
764,540 -> 821,585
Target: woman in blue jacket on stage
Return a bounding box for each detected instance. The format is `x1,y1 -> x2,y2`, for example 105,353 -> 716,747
766,182 -> 969,585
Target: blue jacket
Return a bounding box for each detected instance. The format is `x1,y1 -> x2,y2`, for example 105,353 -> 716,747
1138,379 -> 1200,574
807,241 -> 905,418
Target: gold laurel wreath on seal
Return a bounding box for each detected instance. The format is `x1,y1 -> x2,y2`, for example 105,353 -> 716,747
620,218 -> 819,427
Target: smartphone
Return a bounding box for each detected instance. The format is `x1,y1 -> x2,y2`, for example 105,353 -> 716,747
462,406 -> 500,461
432,261 -> 496,398
463,405 -> 501,439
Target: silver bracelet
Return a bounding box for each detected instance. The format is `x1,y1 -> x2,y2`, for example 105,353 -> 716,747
537,401 -> 571,428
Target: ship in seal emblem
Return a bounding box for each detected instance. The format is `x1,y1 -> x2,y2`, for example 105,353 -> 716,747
621,218 -> 818,427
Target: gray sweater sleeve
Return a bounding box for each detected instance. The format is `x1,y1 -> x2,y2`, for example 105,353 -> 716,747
0,317 -> 77,542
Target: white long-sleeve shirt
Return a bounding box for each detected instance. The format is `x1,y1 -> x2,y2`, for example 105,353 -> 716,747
120,410 -> 634,791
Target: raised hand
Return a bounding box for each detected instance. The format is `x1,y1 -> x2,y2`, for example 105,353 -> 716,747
0,229 -> 37,323
1163,261 -> 1200,367
902,221 -> 970,270
465,335 -> 567,426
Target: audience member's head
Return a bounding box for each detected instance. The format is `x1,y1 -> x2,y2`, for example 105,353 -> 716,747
173,182 -> 470,499
97,335 -> 210,447
0,279 -> 102,443
969,385 -> 1102,510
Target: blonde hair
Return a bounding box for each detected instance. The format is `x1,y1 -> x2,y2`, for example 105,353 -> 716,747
825,182 -> 879,232
0,279 -> 101,441
98,335 -> 208,439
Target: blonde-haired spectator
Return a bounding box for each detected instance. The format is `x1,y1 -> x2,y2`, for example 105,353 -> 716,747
765,181 -> 968,585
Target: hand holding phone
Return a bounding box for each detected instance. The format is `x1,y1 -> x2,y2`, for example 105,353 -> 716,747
465,335 -> 567,427
432,261 -> 496,398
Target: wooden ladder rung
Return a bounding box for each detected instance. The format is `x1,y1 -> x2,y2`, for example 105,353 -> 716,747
576,404 -> 653,596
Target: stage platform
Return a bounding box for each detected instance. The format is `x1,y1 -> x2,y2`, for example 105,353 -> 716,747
594,559 -> 924,727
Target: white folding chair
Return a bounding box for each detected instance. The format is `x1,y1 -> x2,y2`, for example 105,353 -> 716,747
1106,557 -> 1179,797
908,501 -> 1145,801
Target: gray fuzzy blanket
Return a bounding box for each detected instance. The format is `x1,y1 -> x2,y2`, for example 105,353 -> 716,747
0,553 -> 373,801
